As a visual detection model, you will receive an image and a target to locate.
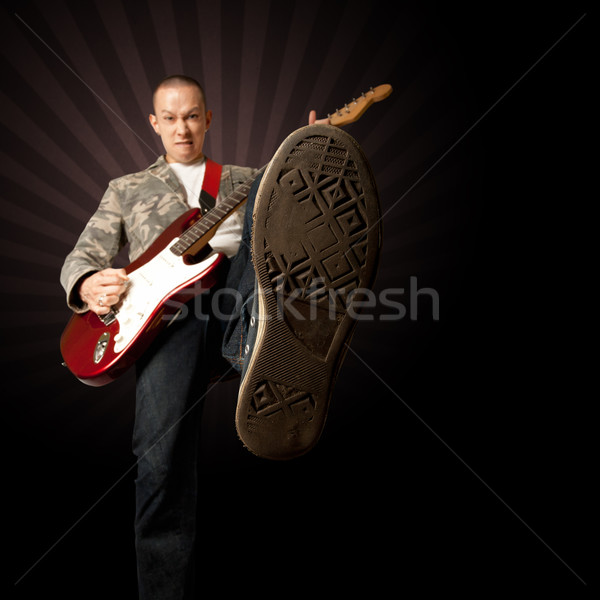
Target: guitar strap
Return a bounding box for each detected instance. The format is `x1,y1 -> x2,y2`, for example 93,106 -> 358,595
199,157 -> 222,215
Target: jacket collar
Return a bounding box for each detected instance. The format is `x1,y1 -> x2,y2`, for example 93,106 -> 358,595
146,155 -> 187,200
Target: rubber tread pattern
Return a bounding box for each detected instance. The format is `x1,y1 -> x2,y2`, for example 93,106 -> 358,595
235,125 -> 381,460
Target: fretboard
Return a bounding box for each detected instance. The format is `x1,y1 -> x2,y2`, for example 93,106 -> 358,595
170,164 -> 267,256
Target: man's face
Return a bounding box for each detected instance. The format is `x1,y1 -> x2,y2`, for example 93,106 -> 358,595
149,85 -> 212,164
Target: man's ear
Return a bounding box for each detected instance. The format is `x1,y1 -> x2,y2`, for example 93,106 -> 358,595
149,113 -> 160,135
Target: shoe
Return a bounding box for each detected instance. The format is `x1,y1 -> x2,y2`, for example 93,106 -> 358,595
235,124 -> 381,460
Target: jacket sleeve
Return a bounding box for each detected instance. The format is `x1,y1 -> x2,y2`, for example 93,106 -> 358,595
60,180 -> 127,312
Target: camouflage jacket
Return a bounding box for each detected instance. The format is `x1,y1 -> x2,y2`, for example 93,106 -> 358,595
60,155 -> 257,312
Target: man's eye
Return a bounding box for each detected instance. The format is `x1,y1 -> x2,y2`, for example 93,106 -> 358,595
188,114 -> 198,119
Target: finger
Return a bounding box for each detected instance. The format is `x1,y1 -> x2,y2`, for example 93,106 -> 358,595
86,283 -> 127,309
102,291 -> 125,307
96,291 -> 120,313
90,298 -> 111,316
99,269 -> 129,285
99,282 -> 128,297
110,267 -> 128,281
308,110 -> 317,125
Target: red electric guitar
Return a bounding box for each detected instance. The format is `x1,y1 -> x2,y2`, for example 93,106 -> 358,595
60,84 -> 392,386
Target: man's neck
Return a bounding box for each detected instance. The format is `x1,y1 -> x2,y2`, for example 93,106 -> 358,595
165,153 -> 205,165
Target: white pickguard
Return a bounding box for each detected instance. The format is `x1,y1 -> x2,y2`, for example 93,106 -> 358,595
111,241 -> 220,353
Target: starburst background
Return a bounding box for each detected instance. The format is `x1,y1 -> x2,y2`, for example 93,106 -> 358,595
2,0 -> 590,596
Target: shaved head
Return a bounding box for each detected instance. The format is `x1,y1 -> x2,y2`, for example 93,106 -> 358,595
152,75 -> 207,112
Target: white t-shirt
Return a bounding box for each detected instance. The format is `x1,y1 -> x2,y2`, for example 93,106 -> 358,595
168,158 -> 245,258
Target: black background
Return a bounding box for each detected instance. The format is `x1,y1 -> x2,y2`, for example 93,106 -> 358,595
2,1 -> 591,596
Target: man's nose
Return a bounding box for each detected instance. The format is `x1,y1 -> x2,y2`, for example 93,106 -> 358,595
176,118 -> 189,134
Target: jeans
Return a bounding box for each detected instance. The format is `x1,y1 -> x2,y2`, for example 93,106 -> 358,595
221,173 -> 262,371
132,174 -> 261,599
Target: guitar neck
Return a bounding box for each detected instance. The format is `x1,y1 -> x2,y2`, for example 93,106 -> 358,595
169,164 -> 268,257
169,83 -> 392,257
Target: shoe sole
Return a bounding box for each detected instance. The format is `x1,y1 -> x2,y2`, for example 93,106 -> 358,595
235,124 -> 382,460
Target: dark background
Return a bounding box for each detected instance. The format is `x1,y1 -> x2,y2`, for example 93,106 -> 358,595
2,0 -> 591,596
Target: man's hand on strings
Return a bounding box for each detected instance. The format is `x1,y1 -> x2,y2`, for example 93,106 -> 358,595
79,268 -> 129,315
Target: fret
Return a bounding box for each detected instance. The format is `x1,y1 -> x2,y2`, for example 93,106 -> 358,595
170,164 -> 267,256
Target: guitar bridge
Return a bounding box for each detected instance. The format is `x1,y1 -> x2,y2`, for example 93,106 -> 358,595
99,310 -> 117,325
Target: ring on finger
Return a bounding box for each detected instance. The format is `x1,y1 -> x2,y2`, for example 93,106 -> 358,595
99,293 -> 106,307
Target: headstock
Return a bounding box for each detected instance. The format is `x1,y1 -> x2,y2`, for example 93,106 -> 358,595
328,84 -> 393,126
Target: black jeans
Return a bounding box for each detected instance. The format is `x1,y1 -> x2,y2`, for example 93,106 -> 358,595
132,175 -> 261,599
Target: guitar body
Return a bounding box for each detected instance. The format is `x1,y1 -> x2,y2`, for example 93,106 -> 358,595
60,208 -> 225,386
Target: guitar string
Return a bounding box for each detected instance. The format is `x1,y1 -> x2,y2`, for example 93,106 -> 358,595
14,7 -> 586,588
345,343 -> 587,585
14,12 -> 256,256
9,8 -> 354,587
337,13 -> 588,586
356,12 -> 587,245
14,12 -> 157,156
9,12 -> 253,584
14,363 -> 239,586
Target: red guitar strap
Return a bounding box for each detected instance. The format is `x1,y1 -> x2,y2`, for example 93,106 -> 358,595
199,157 -> 222,214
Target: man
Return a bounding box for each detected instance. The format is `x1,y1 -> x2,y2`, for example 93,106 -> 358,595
61,75 -> 381,599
